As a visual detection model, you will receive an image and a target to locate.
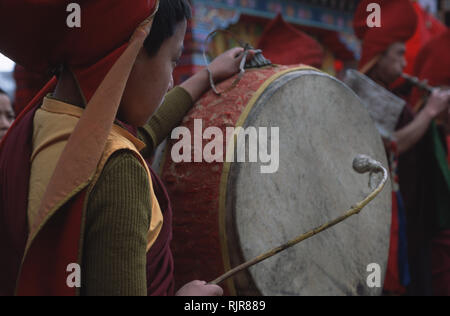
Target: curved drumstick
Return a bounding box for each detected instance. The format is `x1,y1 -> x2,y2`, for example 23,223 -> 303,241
209,154 -> 389,286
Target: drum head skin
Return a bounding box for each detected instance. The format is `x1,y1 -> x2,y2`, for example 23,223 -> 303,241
223,70 -> 391,296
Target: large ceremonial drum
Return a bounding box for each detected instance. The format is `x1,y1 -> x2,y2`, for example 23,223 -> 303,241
154,65 -> 392,296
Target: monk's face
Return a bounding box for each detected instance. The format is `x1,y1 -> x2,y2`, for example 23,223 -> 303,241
0,93 -> 14,140
120,19 -> 187,127
372,42 -> 407,85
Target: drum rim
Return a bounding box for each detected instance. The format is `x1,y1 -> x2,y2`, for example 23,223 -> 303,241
217,65 -> 337,295
219,67 -> 390,295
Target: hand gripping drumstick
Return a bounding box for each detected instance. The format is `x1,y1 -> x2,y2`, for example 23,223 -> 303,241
209,154 -> 389,285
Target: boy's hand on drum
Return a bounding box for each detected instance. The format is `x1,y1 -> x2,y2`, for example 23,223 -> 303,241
208,47 -> 256,83
180,47 -> 255,102
175,280 -> 224,296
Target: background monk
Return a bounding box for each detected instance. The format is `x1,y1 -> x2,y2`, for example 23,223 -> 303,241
409,29 -> 450,296
13,65 -> 51,115
0,0 -> 253,296
354,0 -> 450,295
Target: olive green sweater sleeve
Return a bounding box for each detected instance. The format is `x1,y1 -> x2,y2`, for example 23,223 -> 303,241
81,151 -> 151,296
138,86 -> 193,158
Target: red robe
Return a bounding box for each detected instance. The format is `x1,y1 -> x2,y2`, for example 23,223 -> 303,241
0,82 -> 175,296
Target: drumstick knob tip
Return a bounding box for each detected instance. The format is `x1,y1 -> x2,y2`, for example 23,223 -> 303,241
352,155 -> 382,174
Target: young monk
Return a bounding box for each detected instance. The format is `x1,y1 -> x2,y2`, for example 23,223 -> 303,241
0,0 -> 253,296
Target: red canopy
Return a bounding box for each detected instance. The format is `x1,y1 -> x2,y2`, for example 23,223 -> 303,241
258,14 -> 324,68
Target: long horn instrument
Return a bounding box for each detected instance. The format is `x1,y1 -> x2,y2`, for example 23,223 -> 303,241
401,73 -> 436,94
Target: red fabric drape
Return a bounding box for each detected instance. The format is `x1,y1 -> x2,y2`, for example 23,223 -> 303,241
258,14 -> 324,68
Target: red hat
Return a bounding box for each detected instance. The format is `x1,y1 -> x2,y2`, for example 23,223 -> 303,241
0,0 -> 158,102
410,29 -> 450,109
353,0 -> 418,73
258,14 -> 324,68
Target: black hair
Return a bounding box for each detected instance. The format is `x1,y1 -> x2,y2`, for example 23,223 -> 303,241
0,87 -> 6,95
143,0 -> 192,57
